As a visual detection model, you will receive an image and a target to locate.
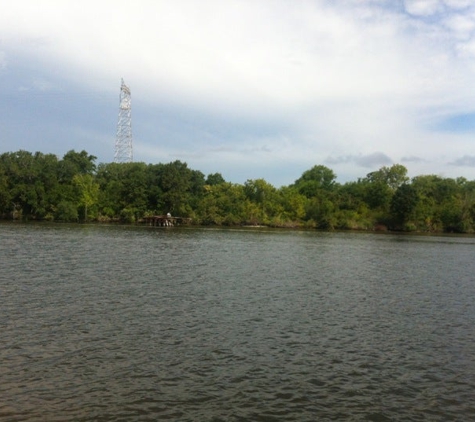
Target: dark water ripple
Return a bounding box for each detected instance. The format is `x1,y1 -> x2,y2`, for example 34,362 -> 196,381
1,224 -> 475,421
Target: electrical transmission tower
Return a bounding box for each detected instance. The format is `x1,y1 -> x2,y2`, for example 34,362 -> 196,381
114,78 -> 133,163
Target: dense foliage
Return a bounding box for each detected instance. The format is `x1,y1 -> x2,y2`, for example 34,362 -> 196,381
2,149 -> 475,232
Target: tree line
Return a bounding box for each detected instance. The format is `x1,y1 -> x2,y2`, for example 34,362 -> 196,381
1,149 -> 475,233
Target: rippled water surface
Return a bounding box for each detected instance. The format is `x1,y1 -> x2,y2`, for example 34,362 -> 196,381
1,223 -> 475,421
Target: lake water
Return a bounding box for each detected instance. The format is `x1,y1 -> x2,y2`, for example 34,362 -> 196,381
1,223 -> 475,421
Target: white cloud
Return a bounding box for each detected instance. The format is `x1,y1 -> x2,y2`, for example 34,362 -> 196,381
0,51 -> 6,70
326,152 -> 393,168
401,156 -> 427,163
444,13 -> 475,39
449,155 -> 475,167
0,1 -> 457,104
457,38 -> 475,58
404,0 -> 443,16
1,1 -> 475,184
443,0 -> 472,9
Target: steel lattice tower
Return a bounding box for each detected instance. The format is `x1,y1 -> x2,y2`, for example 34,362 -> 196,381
114,79 -> 133,163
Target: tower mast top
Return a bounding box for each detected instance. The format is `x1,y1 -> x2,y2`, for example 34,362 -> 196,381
114,79 -> 133,163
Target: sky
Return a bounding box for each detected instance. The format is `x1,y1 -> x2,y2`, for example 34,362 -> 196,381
1,0 -> 475,187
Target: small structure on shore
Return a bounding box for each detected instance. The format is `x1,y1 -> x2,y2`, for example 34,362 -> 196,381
141,215 -> 192,227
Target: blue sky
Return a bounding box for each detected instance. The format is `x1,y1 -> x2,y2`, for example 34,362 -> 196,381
1,0 -> 475,186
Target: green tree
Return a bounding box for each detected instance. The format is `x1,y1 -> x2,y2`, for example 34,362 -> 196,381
0,150 -> 60,219
410,175 -> 471,232
0,165 -> 10,216
244,179 -> 281,224
458,179 -> 475,232
196,182 -> 246,225
305,196 -> 337,229
278,186 -> 307,222
55,201 -> 78,222
60,150 -> 97,179
365,164 -> 409,191
155,161 -> 204,216
205,173 -> 226,186
97,162 -> 149,221
390,183 -> 419,229
293,165 -> 337,198
73,174 -> 99,221
363,181 -> 392,211
355,164 -> 409,226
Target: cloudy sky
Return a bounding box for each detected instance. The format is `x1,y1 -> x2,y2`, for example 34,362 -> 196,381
1,0 -> 475,186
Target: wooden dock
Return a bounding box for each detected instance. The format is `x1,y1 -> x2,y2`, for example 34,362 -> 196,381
141,215 -> 192,227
